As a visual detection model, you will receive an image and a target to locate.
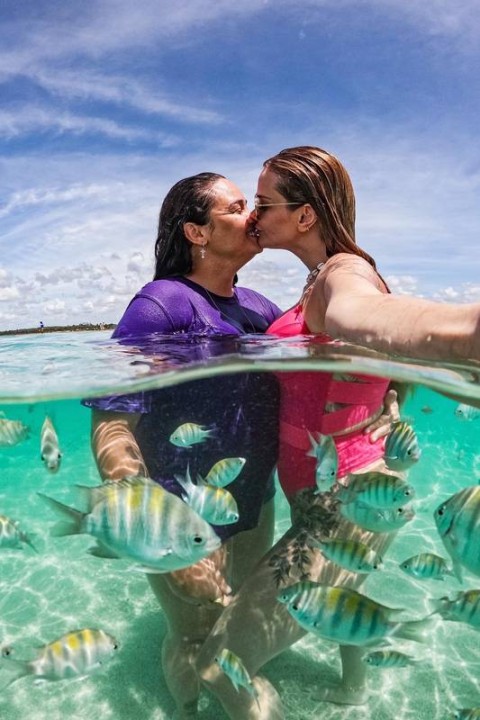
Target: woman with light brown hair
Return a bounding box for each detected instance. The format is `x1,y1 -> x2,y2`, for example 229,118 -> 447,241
196,146 -> 480,720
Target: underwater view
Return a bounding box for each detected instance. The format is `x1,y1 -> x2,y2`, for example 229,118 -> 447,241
1,330 -> 480,720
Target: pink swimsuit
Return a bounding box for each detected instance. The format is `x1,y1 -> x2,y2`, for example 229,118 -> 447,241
267,305 -> 390,499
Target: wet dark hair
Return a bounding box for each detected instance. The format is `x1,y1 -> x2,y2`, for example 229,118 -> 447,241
154,172 -> 225,280
263,146 -> 379,272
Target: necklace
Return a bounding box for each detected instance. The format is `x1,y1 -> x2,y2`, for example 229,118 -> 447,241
301,262 -> 325,303
304,262 -> 325,289
203,287 -> 258,334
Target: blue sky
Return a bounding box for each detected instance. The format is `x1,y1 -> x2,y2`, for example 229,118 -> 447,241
1,1 -> 479,330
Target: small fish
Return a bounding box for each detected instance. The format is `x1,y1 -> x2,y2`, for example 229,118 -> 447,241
455,403 -> 480,421
0,418 -> 29,447
204,457 -> 246,488
309,538 -> 383,574
362,650 -> 418,668
277,582 -> 432,646
337,472 -> 415,509
214,648 -> 259,705
306,432 -> 338,492
1,629 -> 118,685
0,515 -> 36,552
38,476 -> 221,573
453,710 -> 480,720
175,468 -> 239,526
339,499 -> 415,533
40,416 -> 62,473
399,553 -> 453,581
384,421 -> 421,471
434,485 -> 480,583
169,422 -> 214,448
430,590 -> 480,630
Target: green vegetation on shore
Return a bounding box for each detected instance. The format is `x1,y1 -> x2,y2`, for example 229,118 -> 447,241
0,323 -> 116,336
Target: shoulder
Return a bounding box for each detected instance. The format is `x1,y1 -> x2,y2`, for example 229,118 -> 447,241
319,254 -> 387,294
114,278 -> 196,337
235,286 -> 282,321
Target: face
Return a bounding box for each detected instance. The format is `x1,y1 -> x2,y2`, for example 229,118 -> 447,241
204,178 -> 261,265
252,167 -> 302,249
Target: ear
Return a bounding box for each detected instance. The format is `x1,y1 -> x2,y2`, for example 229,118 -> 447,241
183,221 -> 208,246
297,204 -> 318,234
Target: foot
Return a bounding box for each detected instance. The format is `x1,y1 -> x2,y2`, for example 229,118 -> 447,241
311,684 -> 368,705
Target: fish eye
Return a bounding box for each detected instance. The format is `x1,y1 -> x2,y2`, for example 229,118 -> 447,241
437,506 -> 445,516
292,603 -> 298,611
113,643 -> 119,650
193,535 -> 205,544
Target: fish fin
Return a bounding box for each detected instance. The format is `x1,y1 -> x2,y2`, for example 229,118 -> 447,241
393,616 -> 436,644
174,471 -> 194,494
449,554 -> 464,583
75,477 -> 155,510
87,543 -> 120,559
129,564 -> 169,574
37,493 -> 83,537
306,431 -> 320,458
21,533 -> 38,553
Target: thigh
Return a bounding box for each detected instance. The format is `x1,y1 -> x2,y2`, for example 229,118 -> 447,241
229,496 -> 275,592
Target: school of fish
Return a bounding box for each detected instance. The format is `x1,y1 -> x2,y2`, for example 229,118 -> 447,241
1,399 -> 480,717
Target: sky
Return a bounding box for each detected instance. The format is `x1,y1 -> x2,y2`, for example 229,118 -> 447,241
1,0 -> 479,330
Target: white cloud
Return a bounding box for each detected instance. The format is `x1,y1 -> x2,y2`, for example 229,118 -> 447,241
0,107 -> 179,144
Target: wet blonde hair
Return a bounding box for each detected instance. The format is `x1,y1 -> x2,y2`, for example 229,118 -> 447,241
264,146 -> 378,270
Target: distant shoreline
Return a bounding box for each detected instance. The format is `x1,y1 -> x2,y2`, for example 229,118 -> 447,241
0,323 -> 116,336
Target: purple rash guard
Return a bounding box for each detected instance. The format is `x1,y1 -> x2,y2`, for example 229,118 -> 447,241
84,277 -> 282,541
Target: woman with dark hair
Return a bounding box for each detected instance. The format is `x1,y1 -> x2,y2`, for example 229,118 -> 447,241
196,147 -> 480,720
87,172 -> 282,720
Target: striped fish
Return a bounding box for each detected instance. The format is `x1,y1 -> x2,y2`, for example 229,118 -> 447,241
309,538 -> 383,574
362,650 -> 418,668
430,590 -> 480,630
337,472 -> 415,509
0,514 -> 36,552
169,422 -> 214,448
214,648 -> 259,706
204,457 -> 246,488
1,628 -> 118,685
307,433 -> 338,492
399,553 -> 453,581
0,417 -> 29,447
434,485 -> 480,583
453,710 -> 480,720
38,476 -> 221,572
384,421 -> 421,471
175,468 -> 239,525
277,582 -> 432,646
455,404 -> 480,421
339,499 -> 415,533
40,416 -> 62,473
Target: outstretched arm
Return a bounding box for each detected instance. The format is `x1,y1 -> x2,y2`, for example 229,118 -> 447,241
305,254 -> 480,362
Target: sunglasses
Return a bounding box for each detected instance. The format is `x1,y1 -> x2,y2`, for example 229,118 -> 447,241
253,200 -> 303,213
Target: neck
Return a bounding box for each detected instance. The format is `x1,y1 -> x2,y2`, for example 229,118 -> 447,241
186,266 -> 236,297
288,236 -> 327,272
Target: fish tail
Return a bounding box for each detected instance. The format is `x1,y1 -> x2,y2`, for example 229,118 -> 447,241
394,616 -> 436,644
21,532 -> 38,553
37,493 -> 83,537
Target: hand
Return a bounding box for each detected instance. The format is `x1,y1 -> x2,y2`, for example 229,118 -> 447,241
363,388 -> 400,443
165,548 -> 233,608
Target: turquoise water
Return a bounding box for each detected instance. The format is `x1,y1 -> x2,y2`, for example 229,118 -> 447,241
1,331 -> 480,719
